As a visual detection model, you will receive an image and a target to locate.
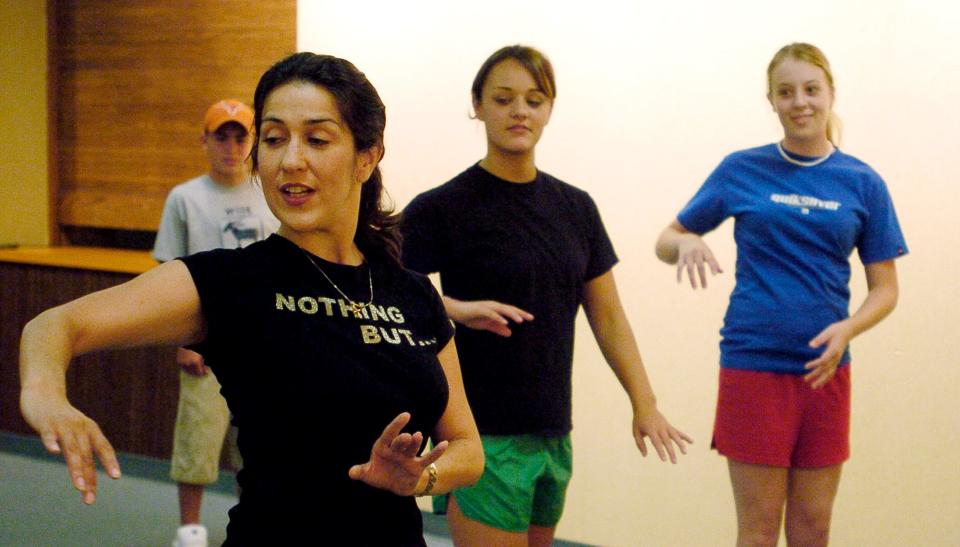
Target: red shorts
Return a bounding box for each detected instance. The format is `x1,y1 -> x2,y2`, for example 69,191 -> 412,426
712,365 -> 851,468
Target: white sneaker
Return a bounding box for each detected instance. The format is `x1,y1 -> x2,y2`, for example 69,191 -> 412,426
172,524 -> 208,547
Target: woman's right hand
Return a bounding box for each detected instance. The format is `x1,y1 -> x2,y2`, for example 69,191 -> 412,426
443,297 -> 533,337
675,234 -> 723,289
20,387 -> 120,504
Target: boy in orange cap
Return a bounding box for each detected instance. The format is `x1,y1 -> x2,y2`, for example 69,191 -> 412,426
153,99 -> 279,547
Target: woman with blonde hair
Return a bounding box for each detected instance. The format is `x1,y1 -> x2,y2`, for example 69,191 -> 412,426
656,43 -> 907,546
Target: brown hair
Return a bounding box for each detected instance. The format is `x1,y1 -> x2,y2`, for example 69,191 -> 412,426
471,45 -> 556,106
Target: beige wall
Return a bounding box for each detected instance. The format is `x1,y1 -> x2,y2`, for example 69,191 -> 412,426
0,1 -> 48,246
6,1 -> 955,543
301,0 -> 960,545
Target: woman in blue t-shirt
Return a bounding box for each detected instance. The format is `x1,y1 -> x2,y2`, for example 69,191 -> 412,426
656,43 -> 907,546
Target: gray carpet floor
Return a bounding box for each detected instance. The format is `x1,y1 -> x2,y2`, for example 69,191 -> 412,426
0,432 -> 453,546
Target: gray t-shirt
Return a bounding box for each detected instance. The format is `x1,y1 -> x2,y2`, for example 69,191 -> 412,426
153,174 -> 279,261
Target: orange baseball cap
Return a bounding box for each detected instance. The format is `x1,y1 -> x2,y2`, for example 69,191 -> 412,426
204,99 -> 254,133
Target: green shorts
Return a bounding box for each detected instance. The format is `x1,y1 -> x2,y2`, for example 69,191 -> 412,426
434,434 -> 572,531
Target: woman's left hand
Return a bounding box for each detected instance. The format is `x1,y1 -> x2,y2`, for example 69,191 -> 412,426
348,412 -> 448,496
805,320 -> 854,388
632,406 -> 693,464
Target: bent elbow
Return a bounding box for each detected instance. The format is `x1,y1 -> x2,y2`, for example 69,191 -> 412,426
887,287 -> 899,313
876,280 -> 900,315
654,232 -> 679,265
654,243 -> 674,264
22,308 -> 63,349
464,442 -> 485,487
466,458 -> 484,487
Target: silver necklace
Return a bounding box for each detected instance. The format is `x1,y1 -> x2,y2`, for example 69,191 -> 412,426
777,140 -> 835,167
300,249 -> 373,314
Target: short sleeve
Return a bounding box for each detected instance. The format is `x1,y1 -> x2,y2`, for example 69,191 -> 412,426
420,273 -> 455,352
677,159 -> 732,235
152,190 -> 188,262
400,193 -> 447,275
177,248 -> 242,359
581,193 -> 619,282
857,175 -> 908,264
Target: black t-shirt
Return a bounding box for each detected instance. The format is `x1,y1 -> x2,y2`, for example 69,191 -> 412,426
180,234 -> 454,546
401,164 -> 618,436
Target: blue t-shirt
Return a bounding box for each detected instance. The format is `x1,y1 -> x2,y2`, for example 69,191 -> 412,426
677,143 -> 908,373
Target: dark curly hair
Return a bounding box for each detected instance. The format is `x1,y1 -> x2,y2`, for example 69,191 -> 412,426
252,52 -> 401,266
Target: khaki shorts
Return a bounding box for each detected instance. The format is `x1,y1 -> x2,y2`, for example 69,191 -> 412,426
170,369 -> 241,484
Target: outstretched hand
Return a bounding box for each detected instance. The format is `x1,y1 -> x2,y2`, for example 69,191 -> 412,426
20,389 -> 121,504
632,406 -> 693,464
676,236 -> 723,289
446,299 -> 533,337
348,412 -> 447,496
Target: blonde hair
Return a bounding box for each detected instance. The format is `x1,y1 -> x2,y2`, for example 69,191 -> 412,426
767,42 -> 842,145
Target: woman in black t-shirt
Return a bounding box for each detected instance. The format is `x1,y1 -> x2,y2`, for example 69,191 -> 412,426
19,53 -> 482,545
401,44 -> 690,546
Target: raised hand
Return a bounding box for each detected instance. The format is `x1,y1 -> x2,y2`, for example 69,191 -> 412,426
348,412 -> 447,496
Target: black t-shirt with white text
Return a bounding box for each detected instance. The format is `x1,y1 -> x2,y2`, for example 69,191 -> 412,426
180,234 -> 454,545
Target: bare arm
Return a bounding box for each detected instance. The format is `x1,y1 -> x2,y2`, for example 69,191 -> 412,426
804,260 -> 900,387
581,271 -> 692,462
441,296 -> 533,337
154,255 -> 208,376
655,220 -> 723,289
421,339 -> 483,493
19,260 -> 205,503
348,339 -> 484,495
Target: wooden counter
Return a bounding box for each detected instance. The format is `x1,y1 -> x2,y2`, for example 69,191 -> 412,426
0,245 -> 159,274
0,247 -> 179,459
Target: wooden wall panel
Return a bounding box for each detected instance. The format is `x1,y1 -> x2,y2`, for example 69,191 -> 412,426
54,0 -> 296,232
48,0 -> 62,244
0,262 -> 179,458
